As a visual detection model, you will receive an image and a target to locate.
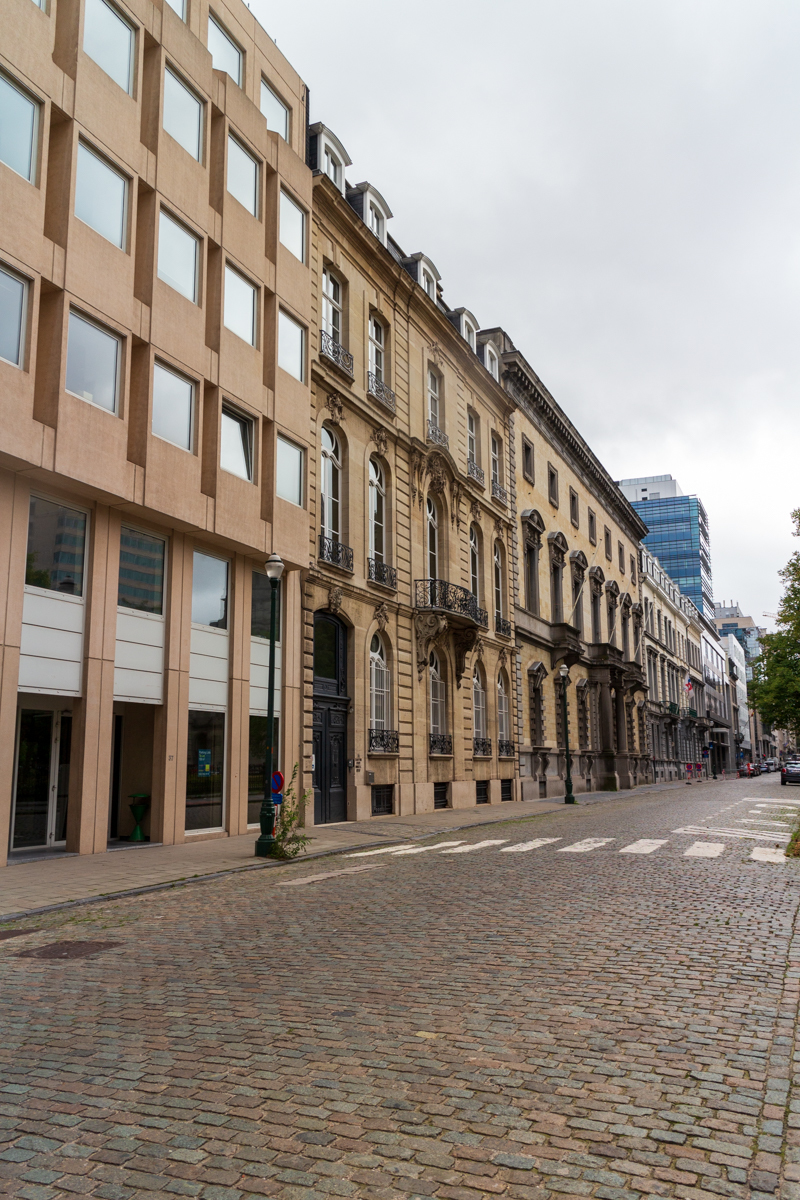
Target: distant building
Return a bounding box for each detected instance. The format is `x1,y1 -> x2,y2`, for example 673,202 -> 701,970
718,634 -> 751,764
618,475 -> 713,617
714,603 -> 778,762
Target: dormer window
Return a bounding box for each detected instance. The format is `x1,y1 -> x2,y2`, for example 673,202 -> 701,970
463,319 -> 476,351
422,269 -> 435,299
368,202 -> 384,241
308,124 -> 352,196
346,183 -> 392,246
485,343 -> 499,380
449,308 -> 480,352
324,147 -> 341,188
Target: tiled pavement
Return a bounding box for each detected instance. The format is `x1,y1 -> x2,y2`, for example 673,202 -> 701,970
2,775 -> 800,1199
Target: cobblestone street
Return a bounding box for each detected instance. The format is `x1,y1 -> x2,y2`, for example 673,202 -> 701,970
2,776 -> 800,1200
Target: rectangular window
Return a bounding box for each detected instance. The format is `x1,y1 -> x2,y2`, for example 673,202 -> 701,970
569,487 -> 579,528
157,210 -> 198,302
618,542 -> 625,572
604,527 -> 612,560
83,0 -> 134,93
276,434 -> 303,505
260,80 -> 288,140
369,316 -> 384,381
522,437 -> 533,482
192,550 -> 228,628
163,67 -> 202,161
66,310 -> 120,413
152,361 -> 193,450
278,310 -> 305,381
0,265 -> 27,367
186,710 -> 225,831
227,134 -> 258,216
207,15 -> 241,85
588,509 -> 597,545
491,434 -> 501,485
220,405 -> 253,481
118,526 -> 165,613
224,265 -> 256,345
0,72 -> 39,182
75,142 -> 127,248
630,555 -> 637,586
368,202 -> 384,242
251,571 -> 281,640
467,412 -> 477,464
25,495 -> 87,596
279,190 -> 305,262
548,464 -> 558,506
247,714 -> 280,824
163,0 -> 185,17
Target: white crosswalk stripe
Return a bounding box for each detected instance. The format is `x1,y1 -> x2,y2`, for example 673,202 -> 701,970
673,825 -> 789,842
619,839 -> 668,855
345,845 -> 416,857
684,842 -> 726,858
557,838 -> 614,853
499,838 -> 562,853
751,847 -> 787,863
392,841 -> 464,855
440,839 -> 509,854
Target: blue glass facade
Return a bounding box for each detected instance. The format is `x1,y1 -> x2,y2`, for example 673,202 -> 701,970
630,494 -> 713,616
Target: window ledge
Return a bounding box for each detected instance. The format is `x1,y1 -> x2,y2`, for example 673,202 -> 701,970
366,576 -> 397,594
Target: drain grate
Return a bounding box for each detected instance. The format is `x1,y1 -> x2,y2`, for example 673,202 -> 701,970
17,941 -> 121,961
0,929 -> 39,942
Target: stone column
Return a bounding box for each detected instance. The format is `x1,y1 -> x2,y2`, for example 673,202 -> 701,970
595,677 -> 619,791
615,686 -> 633,790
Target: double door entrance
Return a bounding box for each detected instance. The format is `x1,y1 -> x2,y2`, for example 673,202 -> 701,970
312,700 -> 348,824
11,709 -> 72,851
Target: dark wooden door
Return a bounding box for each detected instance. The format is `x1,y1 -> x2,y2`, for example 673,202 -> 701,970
313,700 -> 348,824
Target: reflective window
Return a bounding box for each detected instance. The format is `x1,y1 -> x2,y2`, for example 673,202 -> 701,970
370,634 -> 390,730
369,459 -> 385,564
163,67 -> 202,160
0,266 -> 26,367
427,497 -> 438,579
0,73 -> 38,181
467,412 -> 476,464
498,674 -> 510,740
278,310 -> 304,380
251,571 -> 281,641
227,135 -> 258,215
427,369 -> 440,427
118,526 -> 165,613
429,651 -> 446,735
369,316 -> 384,382
26,495 -> 87,595
276,435 -> 303,506
152,361 -> 193,450
83,0 -> 134,93
186,710 -> 225,831
321,270 -> 341,341
207,16 -> 241,84
473,667 -> 486,740
163,0 -> 185,16
247,713 -> 279,823
66,311 -> 119,413
75,143 -> 127,248
279,190 -> 305,262
224,265 -> 256,344
260,80 -> 288,140
158,210 -> 198,302
320,426 -> 340,541
220,406 -> 253,480
192,550 -> 228,628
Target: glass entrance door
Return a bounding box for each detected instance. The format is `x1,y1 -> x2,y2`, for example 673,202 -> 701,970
12,709 -> 72,850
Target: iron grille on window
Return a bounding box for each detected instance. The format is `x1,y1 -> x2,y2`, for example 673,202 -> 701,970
367,372 -> 396,413
320,329 -> 354,377
499,739 -> 515,758
426,419 -> 449,449
368,728 -> 399,754
473,737 -> 492,757
491,480 -> 508,505
501,779 -> 513,802
433,782 -> 449,809
371,784 -> 394,816
368,558 -> 397,589
495,615 -> 512,637
429,734 -> 453,756
415,579 -> 488,628
467,460 -> 485,486
476,779 -> 490,804
319,533 -> 353,571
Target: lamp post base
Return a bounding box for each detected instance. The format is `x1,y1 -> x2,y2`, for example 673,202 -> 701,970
255,799 -> 277,857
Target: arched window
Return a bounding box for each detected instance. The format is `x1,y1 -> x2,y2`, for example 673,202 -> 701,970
473,666 -> 487,741
369,458 -> 385,565
429,650 -> 446,735
427,497 -> 438,579
369,316 -> 385,383
322,270 -> 342,342
498,673 -> 510,742
494,543 -> 503,621
320,426 -> 341,541
428,369 -> 440,428
370,633 -> 390,730
469,525 -> 480,599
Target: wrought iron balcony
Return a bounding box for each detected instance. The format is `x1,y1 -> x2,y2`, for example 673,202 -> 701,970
473,737 -> 492,758
368,558 -> 397,589
491,480 -> 508,505
498,740 -> 515,758
415,579 -> 488,628
668,701 -> 680,715
427,419 -> 449,449
429,734 -> 453,756
495,615 -> 512,638
467,459 -> 485,486
319,533 -> 353,571
320,330 -> 354,377
368,728 -> 400,754
367,372 -> 396,413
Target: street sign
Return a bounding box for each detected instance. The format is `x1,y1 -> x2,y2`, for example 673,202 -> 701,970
271,770 -> 284,794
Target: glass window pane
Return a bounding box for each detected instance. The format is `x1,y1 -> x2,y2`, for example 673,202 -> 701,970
251,572 -> 280,641
186,710 -> 225,830
220,409 -> 251,480
0,74 -> 37,181
279,190 -> 305,262
25,495 -> 86,595
192,550 -> 228,627
278,310 -> 304,381
224,265 -> 256,344
276,435 -> 302,506
66,311 -> 119,412
158,210 -> 198,301
75,143 -> 127,247
247,714 -> 279,824
152,361 -> 193,449
227,135 -> 257,215
118,526 -> 165,613
208,16 -> 241,84
314,619 -> 336,679
83,0 -> 133,93
163,67 -> 202,160
260,80 -> 288,139
0,267 -> 25,366
163,0 -> 185,16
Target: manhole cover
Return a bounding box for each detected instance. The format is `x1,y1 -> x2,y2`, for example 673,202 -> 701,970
17,941 -> 121,960
0,929 -> 39,942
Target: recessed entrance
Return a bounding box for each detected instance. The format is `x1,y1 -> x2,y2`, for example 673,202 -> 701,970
11,709 -> 72,851
312,612 -> 349,824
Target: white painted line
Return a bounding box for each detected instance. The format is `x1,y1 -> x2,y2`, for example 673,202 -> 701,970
737,820 -> 791,827
751,847 -> 788,864
619,839 -> 668,855
673,826 -> 789,842
278,865 -> 384,886
557,838 -> 614,853
345,845 -> 416,857
684,842 -> 726,858
392,841 -> 465,855
500,838 -> 562,853
440,839 -> 509,854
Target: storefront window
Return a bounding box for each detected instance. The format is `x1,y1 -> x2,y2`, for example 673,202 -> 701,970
185,711 -> 225,830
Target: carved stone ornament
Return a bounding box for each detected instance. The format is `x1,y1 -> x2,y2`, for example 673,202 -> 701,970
493,517 -> 503,541
373,601 -> 389,631
528,660 -> 549,688
427,341 -> 444,367
371,426 -> 388,456
327,586 -> 343,615
325,393 -> 344,424
414,611 -> 448,680
472,636 -> 485,661
426,452 -> 448,494
410,450 -> 424,506
452,627 -> 481,687
469,500 -> 481,523
450,480 -> 463,528
497,646 -> 508,672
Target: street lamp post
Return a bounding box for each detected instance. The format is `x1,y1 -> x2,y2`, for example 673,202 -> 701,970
255,553 -> 285,858
559,664 -> 575,804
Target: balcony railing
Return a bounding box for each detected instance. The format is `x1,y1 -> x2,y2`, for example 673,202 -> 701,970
495,615 -> 512,638
319,533 -> 353,571
414,579 -> 488,628
320,330 -> 354,377
498,740 -> 515,758
368,558 -> 397,589
429,734 -> 453,756
368,728 -> 400,754
668,702 -> 680,715
473,737 -> 492,758
427,419 -> 449,449
491,480 -> 508,505
367,372 -> 396,413
467,459 -> 485,486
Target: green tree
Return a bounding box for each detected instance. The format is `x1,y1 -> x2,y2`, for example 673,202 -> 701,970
749,508 -> 800,739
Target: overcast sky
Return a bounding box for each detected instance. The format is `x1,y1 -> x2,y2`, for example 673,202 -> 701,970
254,0 -> 800,628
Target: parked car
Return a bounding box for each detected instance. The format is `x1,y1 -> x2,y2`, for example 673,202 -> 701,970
782,760 -> 800,787
738,762 -> 761,778
765,758 -> 778,772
